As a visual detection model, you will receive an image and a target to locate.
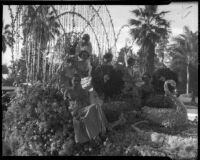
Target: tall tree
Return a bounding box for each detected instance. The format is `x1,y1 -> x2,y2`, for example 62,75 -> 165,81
156,33 -> 170,64
22,5 -> 60,82
170,26 -> 198,95
129,5 -> 170,75
2,21 -> 15,53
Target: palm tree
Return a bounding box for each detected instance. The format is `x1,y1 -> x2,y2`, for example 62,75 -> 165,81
170,26 -> 198,95
22,5 -> 60,82
2,21 -> 15,53
129,5 -> 170,75
156,34 -> 170,64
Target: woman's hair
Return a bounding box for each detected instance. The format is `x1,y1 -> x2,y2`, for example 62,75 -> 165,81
92,63 -> 124,100
142,72 -> 151,81
127,57 -> 135,66
82,34 -> 90,42
103,52 -> 113,63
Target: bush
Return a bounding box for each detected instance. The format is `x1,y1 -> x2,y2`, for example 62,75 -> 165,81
3,82 -> 74,156
151,68 -> 178,95
145,95 -> 175,109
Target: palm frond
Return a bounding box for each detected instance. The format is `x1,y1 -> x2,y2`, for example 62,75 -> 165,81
151,26 -> 168,35
148,31 -> 160,43
183,26 -> 191,35
131,9 -> 142,17
4,24 -> 11,30
145,5 -> 158,15
156,19 -> 170,27
130,27 -> 145,41
129,19 -> 141,26
157,11 -> 170,16
172,36 -> 185,46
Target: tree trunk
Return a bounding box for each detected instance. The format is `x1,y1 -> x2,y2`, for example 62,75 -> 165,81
161,53 -> 164,64
186,63 -> 190,95
190,90 -> 196,105
25,38 -> 29,82
140,44 -> 147,75
11,22 -> 15,74
37,38 -> 41,81
30,42 -> 33,83
145,43 -> 155,75
33,40 -> 38,81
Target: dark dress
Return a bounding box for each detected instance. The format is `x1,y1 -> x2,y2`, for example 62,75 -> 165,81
92,63 -> 124,101
140,83 -> 154,107
67,87 -> 107,144
75,60 -> 89,78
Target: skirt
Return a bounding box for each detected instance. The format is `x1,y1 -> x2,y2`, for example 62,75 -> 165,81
73,104 -> 108,143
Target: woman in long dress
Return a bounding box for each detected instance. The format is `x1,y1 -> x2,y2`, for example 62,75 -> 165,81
75,34 -> 92,77
65,74 -> 108,144
75,50 -> 91,78
57,57 -> 76,91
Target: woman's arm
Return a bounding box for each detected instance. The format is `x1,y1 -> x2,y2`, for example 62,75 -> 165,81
88,42 -> 92,56
75,42 -> 81,57
124,53 -> 128,67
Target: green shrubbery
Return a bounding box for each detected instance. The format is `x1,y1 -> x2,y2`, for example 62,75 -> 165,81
3,82 -> 74,156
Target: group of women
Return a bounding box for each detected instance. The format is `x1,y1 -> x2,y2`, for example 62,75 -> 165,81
59,33 -> 142,146
59,33 -> 188,146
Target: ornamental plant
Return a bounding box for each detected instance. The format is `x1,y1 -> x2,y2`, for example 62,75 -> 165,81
3,81 -> 74,156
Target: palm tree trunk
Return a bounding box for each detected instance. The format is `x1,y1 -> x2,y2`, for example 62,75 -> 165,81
30,42 -> 33,83
28,40 -> 30,82
186,63 -> 190,95
11,29 -> 15,74
33,40 -> 36,82
25,38 -> 29,82
145,43 -> 155,75
140,44 -> 146,75
37,36 -> 41,81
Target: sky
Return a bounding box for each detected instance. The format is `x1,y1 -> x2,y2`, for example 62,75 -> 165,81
107,3 -> 198,52
2,3 -> 198,66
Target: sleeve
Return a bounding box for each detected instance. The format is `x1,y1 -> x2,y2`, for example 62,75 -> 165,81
88,42 -> 92,56
75,42 -> 81,57
87,59 -> 92,76
80,90 -> 90,106
124,53 -> 128,67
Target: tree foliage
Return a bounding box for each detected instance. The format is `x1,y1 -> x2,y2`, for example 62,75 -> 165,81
22,5 -> 61,82
2,64 -> 9,74
129,5 -> 170,74
170,26 -> 198,94
2,21 -> 15,53
3,82 -> 73,156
